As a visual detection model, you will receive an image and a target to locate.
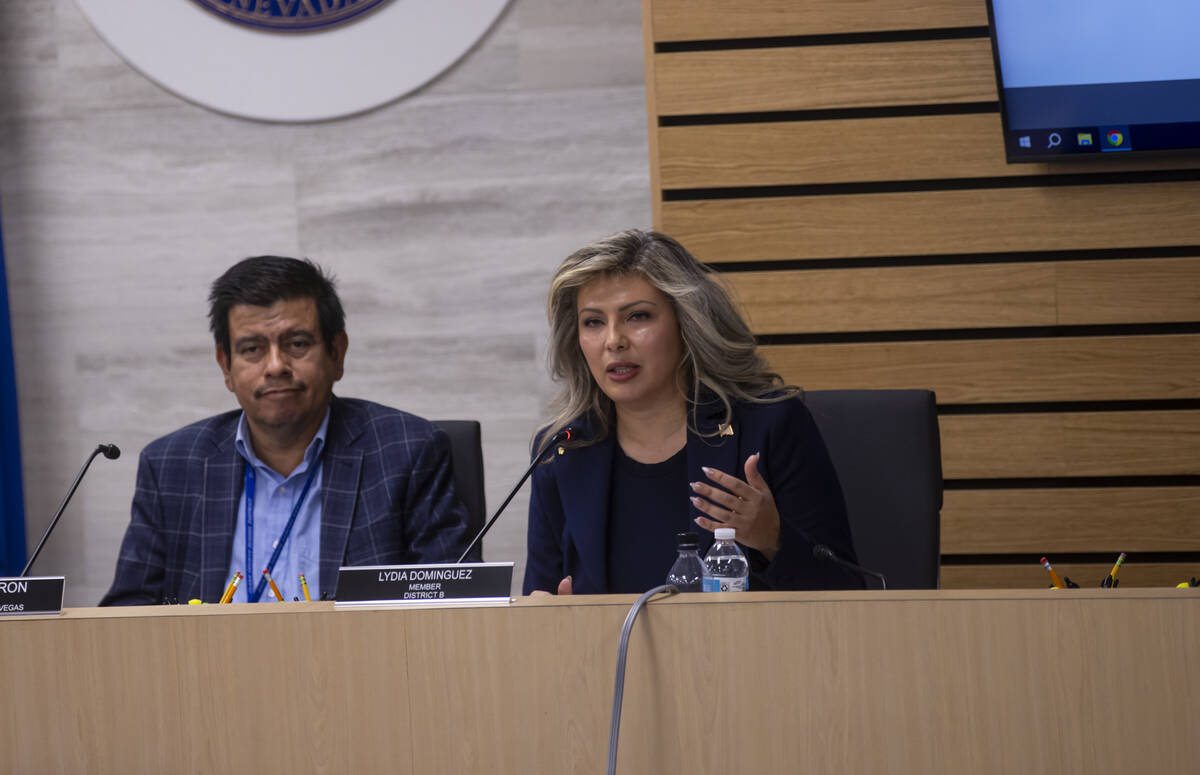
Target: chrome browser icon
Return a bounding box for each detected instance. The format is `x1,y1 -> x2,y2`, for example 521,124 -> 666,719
1099,126 -> 1132,151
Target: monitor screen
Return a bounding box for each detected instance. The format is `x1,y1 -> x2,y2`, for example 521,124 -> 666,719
986,0 -> 1200,162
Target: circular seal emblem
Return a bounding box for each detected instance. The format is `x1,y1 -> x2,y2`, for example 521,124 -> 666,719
186,0 -> 395,33
74,0 -> 510,122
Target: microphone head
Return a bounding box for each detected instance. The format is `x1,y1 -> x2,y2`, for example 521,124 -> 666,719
99,443 -> 121,460
812,544 -> 836,562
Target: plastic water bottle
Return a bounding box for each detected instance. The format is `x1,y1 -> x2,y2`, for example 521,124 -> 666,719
665,532 -> 705,592
702,527 -> 749,592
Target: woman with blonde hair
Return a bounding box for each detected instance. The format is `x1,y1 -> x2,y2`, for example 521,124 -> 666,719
524,229 -> 861,594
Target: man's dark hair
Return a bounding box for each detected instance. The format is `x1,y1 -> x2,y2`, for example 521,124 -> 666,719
208,256 -> 345,357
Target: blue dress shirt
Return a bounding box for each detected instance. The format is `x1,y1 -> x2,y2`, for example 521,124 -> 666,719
227,407 -> 330,602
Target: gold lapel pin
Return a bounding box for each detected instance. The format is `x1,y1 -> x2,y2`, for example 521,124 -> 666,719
557,446 -> 565,455
718,423 -> 734,437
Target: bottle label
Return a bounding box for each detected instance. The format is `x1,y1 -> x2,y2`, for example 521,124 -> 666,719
702,576 -> 747,593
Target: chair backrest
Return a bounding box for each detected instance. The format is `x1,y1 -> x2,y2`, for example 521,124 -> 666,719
433,420 -> 487,550
803,390 -> 943,589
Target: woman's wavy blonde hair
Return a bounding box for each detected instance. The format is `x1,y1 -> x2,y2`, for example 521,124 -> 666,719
538,229 -> 797,455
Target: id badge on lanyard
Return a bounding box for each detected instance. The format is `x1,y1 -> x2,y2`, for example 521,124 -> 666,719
243,460 -> 320,603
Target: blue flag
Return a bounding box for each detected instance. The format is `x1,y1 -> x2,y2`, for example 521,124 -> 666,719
0,209 -> 27,575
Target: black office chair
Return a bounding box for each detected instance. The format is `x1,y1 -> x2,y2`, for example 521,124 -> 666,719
803,390 -> 943,589
433,420 -> 487,554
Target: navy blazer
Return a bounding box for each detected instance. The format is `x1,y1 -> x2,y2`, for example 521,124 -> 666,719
523,396 -> 863,594
101,396 -> 475,605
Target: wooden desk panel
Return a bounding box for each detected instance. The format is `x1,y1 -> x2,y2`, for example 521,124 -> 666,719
1,592 -> 1196,774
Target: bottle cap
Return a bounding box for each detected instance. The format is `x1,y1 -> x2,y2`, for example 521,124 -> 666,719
714,527 -> 735,541
676,532 -> 699,549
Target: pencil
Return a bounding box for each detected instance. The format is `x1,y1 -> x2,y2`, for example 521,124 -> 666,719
1104,552 -> 1127,587
263,569 -> 285,602
220,572 -> 243,604
299,574 -> 311,602
1040,557 -> 1065,590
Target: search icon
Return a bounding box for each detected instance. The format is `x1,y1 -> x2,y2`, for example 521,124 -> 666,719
1047,132 -> 1062,149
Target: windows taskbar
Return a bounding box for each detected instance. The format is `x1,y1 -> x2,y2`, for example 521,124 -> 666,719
1005,120 -> 1200,161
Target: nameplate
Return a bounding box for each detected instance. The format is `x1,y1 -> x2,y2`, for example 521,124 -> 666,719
0,576 -> 65,617
333,563 -> 513,608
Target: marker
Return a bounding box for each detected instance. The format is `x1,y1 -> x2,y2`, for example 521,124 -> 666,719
1040,557 -> 1065,589
1102,552 -> 1127,588
299,574 -> 311,602
219,572 -> 243,604
263,569 -> 285,602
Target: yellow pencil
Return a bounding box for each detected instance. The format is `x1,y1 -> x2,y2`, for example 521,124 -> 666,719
299,574 -> 311,602
219,572 -> 243,604
263,569 -> 285,602
1105,552 -> 1127,587
1040,557 -> 1065,590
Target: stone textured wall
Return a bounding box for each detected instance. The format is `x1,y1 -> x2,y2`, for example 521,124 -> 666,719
0,0 -> 650,604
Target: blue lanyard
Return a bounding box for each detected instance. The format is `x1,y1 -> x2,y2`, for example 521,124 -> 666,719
243,458 -> 321,603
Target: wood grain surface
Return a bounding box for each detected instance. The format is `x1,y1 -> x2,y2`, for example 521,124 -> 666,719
763,334 -> 1200,404
649,0 -> 987,42
659,115 -> 1199,188
939,410 -> 1200,479
2,594 -> 1197,773
724,257 -> 1200,333
941,562 -> 1199,590
662,180 -> 1200,262
655,38 -> 995,115
941,487 -> 1200,553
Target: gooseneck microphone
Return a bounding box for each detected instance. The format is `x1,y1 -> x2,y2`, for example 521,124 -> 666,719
812,543 -> 888,590
21,443 -> 121,577
456,428 -> 572,563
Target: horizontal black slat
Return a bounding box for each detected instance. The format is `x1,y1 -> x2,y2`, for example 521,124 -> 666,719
944,476 -> 1200,490
938,399 -> 1200,415
707,245 -> 1200,272
757,321 -> 1200,346
659,101 -> 999,126
655,26 -> 990,53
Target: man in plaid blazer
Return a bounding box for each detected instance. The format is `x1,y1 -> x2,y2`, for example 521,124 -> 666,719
101,257 -> 474,605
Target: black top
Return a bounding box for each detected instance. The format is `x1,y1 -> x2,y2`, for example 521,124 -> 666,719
524,395 -> 863,595
605,443 -> 691,593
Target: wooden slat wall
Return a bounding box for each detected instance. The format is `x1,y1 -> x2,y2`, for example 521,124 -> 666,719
649,0 -> 988,42
726,258 -> 1200,333
642,0 -> 1200,588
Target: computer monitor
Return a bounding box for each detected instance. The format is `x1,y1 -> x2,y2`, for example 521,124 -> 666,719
986,0 -> 1200,162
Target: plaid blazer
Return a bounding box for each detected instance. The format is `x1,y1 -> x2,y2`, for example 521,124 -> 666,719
100,396 -> 474,605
